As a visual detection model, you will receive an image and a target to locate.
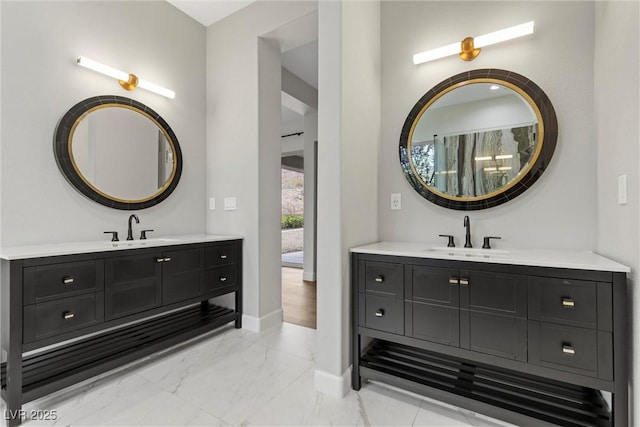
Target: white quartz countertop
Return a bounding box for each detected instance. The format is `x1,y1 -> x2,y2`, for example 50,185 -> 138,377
351,241 -> 630,273
0,234 -> 243,260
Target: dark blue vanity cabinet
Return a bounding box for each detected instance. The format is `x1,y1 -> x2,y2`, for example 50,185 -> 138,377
351,251 -> 628,427
1,239 -> 242,426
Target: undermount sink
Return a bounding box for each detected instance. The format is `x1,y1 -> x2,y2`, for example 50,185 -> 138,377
426,246 -> 510,258
107,238 -> 180,248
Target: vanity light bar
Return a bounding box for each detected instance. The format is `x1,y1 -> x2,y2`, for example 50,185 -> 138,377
77,56 -> 175,99
413,21 -> 534,65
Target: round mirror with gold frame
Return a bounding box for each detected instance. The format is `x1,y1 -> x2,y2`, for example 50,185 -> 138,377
399,69 -> 557,210
54,95 -> 182,210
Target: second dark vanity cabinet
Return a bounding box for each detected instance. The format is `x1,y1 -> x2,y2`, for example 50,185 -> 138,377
352,250 -> 628,427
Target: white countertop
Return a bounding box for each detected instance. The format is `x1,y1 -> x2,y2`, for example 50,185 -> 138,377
0,234 -> 243,260
351,241 -> 630,273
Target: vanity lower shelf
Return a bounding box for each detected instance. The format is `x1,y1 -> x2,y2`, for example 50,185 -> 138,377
1,303 -> 235,404
361,339 -> 611,427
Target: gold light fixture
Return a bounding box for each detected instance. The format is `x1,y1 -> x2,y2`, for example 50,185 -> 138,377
76,56 -> 175,99
413,21 -> 535,65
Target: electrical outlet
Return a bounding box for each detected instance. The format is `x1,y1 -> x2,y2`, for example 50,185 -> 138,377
618,174 -> 628,205
209,197 -> 216,210
224,197 -> 237,211
391,193 -> 402,210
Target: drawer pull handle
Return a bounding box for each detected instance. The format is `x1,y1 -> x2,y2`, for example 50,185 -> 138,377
375,309 -> 385,317
562,345 -> 576,355
156,257 -> 165,263
562,298 -> 575,308
220,254 -> 228,259
220,277 -> 227,282
374,276 -> 384,283
63,277 -> 74,284
63,312 -> 75,320
449,277 -> 459,285
459,278 -> 469,286
163,257 -> 171,262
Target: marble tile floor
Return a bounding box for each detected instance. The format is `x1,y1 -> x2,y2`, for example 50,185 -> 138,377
2,322 -> 517,427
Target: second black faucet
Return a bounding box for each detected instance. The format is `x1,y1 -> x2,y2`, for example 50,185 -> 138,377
463,215 -> 472,248
127,214 -> 139,241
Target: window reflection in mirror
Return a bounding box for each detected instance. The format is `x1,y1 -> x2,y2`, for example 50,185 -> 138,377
409,83 -> 539,198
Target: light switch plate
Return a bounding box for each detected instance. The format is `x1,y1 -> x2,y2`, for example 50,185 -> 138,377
618,174 -> 628,205
209,197 -> 216,210
224,197 -> 237,211
391,193 -> 402,210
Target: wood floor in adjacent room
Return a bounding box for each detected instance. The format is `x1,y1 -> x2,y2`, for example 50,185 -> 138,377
282,267 -> 316,329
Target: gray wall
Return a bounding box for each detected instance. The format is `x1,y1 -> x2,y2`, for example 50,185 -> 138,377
205,2 -> 317,328
316,0 -> 380,394
0,1 -> 206,247
594,1 -> 639,420
380,1 -> 596,250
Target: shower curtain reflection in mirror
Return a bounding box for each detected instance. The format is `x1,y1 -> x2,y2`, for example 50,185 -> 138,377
411,124 -> 537,198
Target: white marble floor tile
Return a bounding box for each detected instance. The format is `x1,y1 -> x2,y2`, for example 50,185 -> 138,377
170,340 -> 313,425
460,409 -> 518,427
135,326 -> 257,393
412,397 -> 474,427
244,369 -> 423,426
253,322 -> 317,361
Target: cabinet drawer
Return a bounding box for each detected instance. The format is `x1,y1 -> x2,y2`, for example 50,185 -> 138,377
359,294 -> 403,335
205,265 -> 237,292
162,248 -> 203,274
528,276 -> 597,329
205,244 -> 238,267
24,292 -> 104,342
529,322 -> 598,377
360,261 -> 403,298
24,260 -> 102,304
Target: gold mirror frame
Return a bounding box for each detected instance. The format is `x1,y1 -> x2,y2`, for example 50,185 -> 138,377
54,95 -> 183,210
399,69 -> 557,210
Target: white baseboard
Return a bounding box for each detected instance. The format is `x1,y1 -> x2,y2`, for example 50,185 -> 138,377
314,366 -> 352,397
242,308 -> 283,333
303,271 -> 316,281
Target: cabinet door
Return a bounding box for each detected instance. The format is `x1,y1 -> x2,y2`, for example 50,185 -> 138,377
407,265 -> 460,346
459,270 -> 527,361
162,248 -> 204,305
105,253 -> 161,320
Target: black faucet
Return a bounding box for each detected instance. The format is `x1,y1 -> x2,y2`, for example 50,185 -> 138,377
127,214 -> 140,241
464,215 -> 472,248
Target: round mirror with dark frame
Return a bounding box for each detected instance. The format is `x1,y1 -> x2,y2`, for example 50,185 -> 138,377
54,95 -> 183,210
399,69 -> 557,210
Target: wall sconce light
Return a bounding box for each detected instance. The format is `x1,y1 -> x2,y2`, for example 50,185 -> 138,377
413,21 -> 535,65
76,56 -> 176,99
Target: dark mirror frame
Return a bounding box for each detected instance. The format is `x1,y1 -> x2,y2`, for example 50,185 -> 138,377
399,69 -> 558,210
54,95 -> 183,210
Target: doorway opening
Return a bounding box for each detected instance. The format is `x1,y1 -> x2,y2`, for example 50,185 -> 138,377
281,164 -> 317,329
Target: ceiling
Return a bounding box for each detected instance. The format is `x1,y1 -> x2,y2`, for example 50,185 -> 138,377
167,0 -> 256,27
